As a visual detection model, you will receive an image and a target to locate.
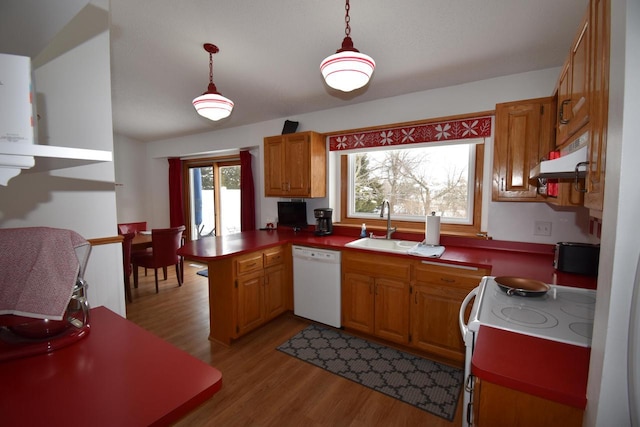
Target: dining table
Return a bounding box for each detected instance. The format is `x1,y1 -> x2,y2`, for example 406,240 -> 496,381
131,231 -> 152,251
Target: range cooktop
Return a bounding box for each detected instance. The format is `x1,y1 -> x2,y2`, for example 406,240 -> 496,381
471,276 -> 596,347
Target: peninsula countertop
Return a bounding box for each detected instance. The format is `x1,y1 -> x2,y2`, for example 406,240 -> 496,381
177,227 -> 596,289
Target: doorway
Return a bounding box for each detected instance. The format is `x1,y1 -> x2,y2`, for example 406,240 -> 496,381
184,157 -> 241,241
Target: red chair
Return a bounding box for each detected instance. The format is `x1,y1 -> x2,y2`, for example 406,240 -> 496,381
121,232 -> 135,303
118,221 -> 149,275
131,226 -> 185,293
117,222 -> 147,235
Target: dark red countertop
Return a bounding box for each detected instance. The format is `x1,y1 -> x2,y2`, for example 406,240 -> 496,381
471,326 -> 590,409
0,307 -> 222,427
178,227 -> 596,289
178,226 -> 597,409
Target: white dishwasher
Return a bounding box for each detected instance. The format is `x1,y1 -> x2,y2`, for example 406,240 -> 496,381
292,245 -> 341,328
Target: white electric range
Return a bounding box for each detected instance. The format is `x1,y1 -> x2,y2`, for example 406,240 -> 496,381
458,276 -> 597,426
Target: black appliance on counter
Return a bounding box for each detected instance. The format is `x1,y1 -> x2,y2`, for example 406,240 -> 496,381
554,242 -> 600,276
314,208 -> 333,236
277,201 -> 308,231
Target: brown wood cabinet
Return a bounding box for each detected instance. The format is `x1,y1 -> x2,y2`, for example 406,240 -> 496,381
556,13 -> 590,147
492,97 -> 554,201
473,378 -> 583,427
411,261 -> 489,363
544,181 -> 584,207
208,244 -> 291,345
263,131 -> 326,198
342,251 -> 411,345
584,0 -> 610,213
342,250 -> 489,362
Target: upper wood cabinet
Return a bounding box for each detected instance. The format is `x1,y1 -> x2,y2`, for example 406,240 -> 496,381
556,13 -> 590,147
263,131 -> 326,198
584,0 -> 610,212
492,97 -> 554,201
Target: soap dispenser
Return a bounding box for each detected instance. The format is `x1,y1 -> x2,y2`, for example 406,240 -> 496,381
360,223 -> 367,238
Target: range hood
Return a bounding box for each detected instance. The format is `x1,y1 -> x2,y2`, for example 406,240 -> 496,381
530,131 -> 589,179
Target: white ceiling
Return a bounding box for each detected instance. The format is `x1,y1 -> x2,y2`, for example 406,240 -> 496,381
1,0 -> 588,143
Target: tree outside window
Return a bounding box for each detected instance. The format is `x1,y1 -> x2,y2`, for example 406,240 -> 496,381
349,143 -> 474,224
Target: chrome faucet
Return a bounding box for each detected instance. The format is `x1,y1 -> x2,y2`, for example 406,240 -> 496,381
380,199 -> 396,239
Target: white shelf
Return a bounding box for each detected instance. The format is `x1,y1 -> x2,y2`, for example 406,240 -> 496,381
0,142 -> 112,185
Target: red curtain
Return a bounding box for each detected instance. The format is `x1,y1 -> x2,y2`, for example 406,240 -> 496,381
168,158 -> 185,227
240,150 -> 256,231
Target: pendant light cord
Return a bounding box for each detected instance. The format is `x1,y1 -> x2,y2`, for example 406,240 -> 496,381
208,52 -> 214,86
344,0 -> 351,37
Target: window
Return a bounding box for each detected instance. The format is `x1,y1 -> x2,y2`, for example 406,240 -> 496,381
183,156 -> 241,240
340,141 -> 484,236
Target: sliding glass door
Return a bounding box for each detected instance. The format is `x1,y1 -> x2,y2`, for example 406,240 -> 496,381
184,157 -> 241,241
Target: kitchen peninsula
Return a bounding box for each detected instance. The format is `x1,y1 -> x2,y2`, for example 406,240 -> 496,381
178,227 -> 596,424
179,228 -> 596,344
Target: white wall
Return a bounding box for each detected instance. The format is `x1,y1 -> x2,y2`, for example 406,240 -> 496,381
113,133 -> 149,223
0,1 -> 124,316
129,67 -> 592,244
585,0 -> 640,425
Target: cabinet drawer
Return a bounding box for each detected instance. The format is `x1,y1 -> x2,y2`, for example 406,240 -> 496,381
263,246 -> 284,267
236,252 -> 264,275
414,261 -> 488,289
343,251 -> 411,281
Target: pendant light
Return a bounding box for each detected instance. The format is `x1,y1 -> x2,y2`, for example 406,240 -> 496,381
320,0 -> 375,92
192,43 -> 234,121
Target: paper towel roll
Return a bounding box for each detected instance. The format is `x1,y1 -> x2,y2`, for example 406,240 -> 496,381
425,212 -> 441,246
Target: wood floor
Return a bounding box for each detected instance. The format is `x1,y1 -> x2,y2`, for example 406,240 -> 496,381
125,261 -> 464,426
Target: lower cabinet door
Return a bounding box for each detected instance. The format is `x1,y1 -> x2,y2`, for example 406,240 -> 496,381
374,277 -> 410,345
342,271 -> 375,334
410,283 -> 467,362
264,265 -> 286,321
236,270 -> 264,336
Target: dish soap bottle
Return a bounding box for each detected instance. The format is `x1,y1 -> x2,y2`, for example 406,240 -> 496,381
360,223 -> 367,238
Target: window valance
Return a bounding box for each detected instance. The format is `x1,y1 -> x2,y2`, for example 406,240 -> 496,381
328,115 -> 492,151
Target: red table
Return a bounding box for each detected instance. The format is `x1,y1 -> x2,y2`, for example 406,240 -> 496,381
0,307 -> 222,426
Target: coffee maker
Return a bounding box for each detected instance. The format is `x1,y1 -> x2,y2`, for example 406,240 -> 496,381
314,208 -> 333,236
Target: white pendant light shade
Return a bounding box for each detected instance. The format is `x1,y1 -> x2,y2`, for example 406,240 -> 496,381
193,43 -> 233,122
321,0 -> 375,93
320,50 -> 375,92
192,93 -> 234,121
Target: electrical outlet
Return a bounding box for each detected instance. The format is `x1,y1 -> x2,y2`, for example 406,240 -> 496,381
534,221 -> 552,236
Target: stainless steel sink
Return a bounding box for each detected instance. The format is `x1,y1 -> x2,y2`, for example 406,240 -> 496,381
344,237 -> 418,254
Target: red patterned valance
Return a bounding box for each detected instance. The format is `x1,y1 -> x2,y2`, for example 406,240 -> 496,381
329,116 -> 492,151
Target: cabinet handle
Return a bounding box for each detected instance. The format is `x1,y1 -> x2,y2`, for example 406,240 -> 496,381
440,277 -> 456,283
559,99 -> 571,124
574,161 -> 589,193
500,177 -> 504,191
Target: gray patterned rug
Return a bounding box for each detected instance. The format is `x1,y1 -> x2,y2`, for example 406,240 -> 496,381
277,324 -> 463,421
